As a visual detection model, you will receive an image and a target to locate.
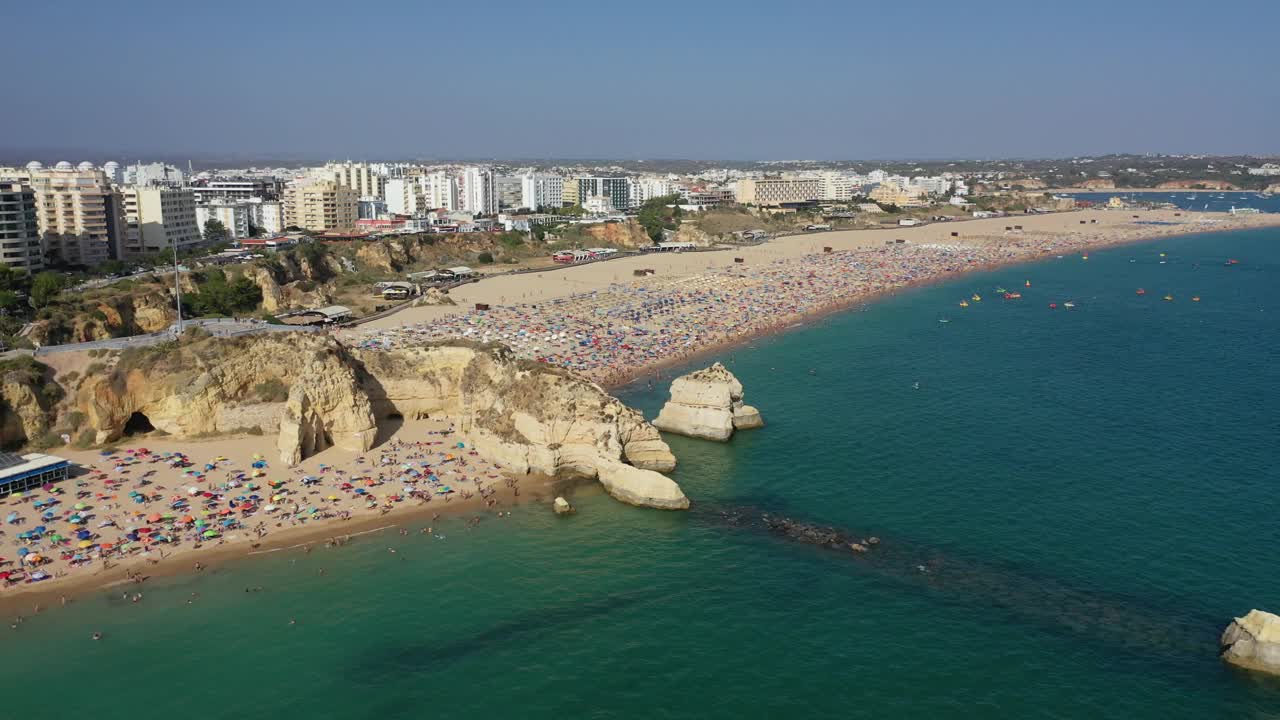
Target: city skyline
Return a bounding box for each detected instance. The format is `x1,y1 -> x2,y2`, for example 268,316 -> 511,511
9,0 -> 1280,160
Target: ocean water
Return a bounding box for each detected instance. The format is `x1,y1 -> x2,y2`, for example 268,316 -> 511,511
2,228 -> 1279,719
1069,191 -> 1280,214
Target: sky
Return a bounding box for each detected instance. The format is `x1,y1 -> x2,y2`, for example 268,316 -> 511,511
7,0 -> 1280,162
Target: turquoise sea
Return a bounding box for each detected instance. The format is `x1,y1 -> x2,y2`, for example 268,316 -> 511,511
2,227 -> 1279,718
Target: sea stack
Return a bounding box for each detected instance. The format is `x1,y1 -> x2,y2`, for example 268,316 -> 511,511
1220,609 -> 1280,675
653,362 -> 763,441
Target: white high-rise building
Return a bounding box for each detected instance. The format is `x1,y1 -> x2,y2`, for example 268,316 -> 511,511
27,163 -> 126,265
195,202 -> 252,239
385,178 -> 422,216
325,161 -> 385,200
0,180 -> 44,274
819,172 -> 855,201
632,177 -> 677,205
459,167 -> 496,215
421,171 -> 457,211
124,162 -> 184,187
520,173 -> 564,210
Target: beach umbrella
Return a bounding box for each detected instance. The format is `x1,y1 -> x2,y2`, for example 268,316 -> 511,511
74,503 -> 87,510
4,512 -> 16,524
17,548 -> 29,557
34,525 -> 46,534
76,530 -> 91,540
78,540 -> 94,549
202,530 -> 219,538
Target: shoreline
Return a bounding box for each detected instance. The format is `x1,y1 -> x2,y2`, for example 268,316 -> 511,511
597,216 -> 1280,391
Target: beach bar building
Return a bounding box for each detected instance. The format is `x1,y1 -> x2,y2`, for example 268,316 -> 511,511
0,452 -> 71,498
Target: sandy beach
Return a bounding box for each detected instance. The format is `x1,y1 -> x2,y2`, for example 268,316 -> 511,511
0,418 -> 560,614
345,209 -> 1280,388
4,207 -> 1278,610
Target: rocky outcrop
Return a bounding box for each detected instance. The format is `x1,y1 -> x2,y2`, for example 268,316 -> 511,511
26,289 -> 177,346
653,362 -> 763,441
673,223 -> 714,247
1156,179 -> 1238,191
553,497 -> 574,515
41,333 -> 684,510
582,220 -> 653,249
0,358 -> 54,449
1078,178 -> 1116,190
1221,610 -> 1280,675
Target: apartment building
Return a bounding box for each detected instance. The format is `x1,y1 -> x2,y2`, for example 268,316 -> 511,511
284,179 -> 358,231
122,186 -> 202,255
577,177 -> 632,211
196,201 -> 252,239
520,173 -> 564,210
734,177 -> 823,206
190,179 -> 281,204
562,176 -> 581,207
0,181 -> 43,274
421,171 -> 457,211
459,167 -> 497,215
325,162 -> 385,200
868,180 -> 928,207
27,164 -> 125,265
385,178 -> 422,216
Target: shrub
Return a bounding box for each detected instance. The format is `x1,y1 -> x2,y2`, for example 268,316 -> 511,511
477,252 -> 495,264
64,411 -> 86,429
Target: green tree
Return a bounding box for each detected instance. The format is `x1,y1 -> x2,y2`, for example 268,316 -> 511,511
187,272 -> 263,316
637,194 -> 683,242
29,271 -> 65,308
477,251 -> 495,264
0,290 -> 18,313
203,218 -> 229,245
94,259 -> 128,276
0,266 -> 21,292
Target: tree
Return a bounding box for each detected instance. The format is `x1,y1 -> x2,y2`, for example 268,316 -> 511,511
203,218 -> 229,245
0,290 -> 18,313
0,266 -> 21,292
187,272 -> 263,317
477,251 -> 495,264
29,271 -> 65,308
637,194 -> 683,242
94,259 -> 127,276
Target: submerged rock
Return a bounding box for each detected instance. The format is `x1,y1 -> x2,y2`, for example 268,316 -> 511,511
1221,609 -> 1280,675
653,362 -> 763,441
552,497 -> 575,515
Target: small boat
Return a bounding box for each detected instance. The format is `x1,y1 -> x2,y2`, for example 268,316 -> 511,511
972,293 -> 982,302
1025,280 -> 1032,287
1225,259 -> 1240,266
1159,252 -> 1167,257
1163,294 -> 1174,302
1082,255 -> 1089,261
995,287 -> 1008,293
1048,303 -> 1058,309
938,318 -> 951,324
1063,302 -> 1076,309
1003,292 -> 1022,300
1136,288 -> 1146,295
959,300 -> 969,308
1191,296 -> 1201,302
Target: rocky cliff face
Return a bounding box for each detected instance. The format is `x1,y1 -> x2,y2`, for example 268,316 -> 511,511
1078,179 -> 1116,189
0,359 -> 55,449
653,362 -> 762,441
26,334 -> 685,510
1221,609 -> 1280,675
583,220 -> 653,248
1156,179 -> 1239,190
26,290 -> 177,345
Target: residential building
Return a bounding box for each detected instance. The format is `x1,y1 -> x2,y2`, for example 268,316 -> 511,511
325,161 -> 385,199
734,177 -> 823,206
520,173 -> 564,210
246,198 -> 284,235
283,179 -> 358,231
459,167 -> 497,215
495,175 -> 522,209
1247,163 -> 1280,176
190,179 -> 280,204
909,176 -> 952,195
121,186 -> 202,255
819,172 -> 856,201
562,176 -> 580,207
0,181 -> 43,274
385,178 -> 422,216
196,201 -> 252,239
27,164 -> 125,265
583,195 -> 614,214
123,162 -> 183,187
633,177 -> 677,205
358,198 -> 387,219
421,171 -> 457,211
577,177 -> 632,211
869,180 -> 928,207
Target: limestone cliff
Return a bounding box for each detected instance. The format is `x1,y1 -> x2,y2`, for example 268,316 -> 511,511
583,220 -> 653,249
1156,179 -> 1238,191
28,333 -> 685,510
26,289 -> 177,345
1221,609 -> 1280,675
0,357 -> 56,449
653,362 -> 763,441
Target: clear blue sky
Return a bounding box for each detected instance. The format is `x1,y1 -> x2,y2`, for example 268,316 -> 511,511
9,0 -> 1280,160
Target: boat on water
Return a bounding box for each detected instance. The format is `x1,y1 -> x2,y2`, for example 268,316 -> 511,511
1192,296 -> 1201,302
938,318 -> 951,324
1003,292 -> 1022,300
959,300 -> 969,308
1082,254 -> 1089,261
1136,288 -> 1146,295
1049,303 -> 1058,309
972,293 -> 982,302
1225,258 -> 1240,266
1163,294 -> 1174,302
995,286 -> 1008,293
1063,302 -> 1076,309
1024,280 -> 1032,287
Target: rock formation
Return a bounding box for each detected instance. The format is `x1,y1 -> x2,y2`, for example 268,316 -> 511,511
553,497 -> 574,515
26,333 -> 685,510
0,357 -> 55,448
653,362 -> 763,441
1221,610 -> 1280,675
